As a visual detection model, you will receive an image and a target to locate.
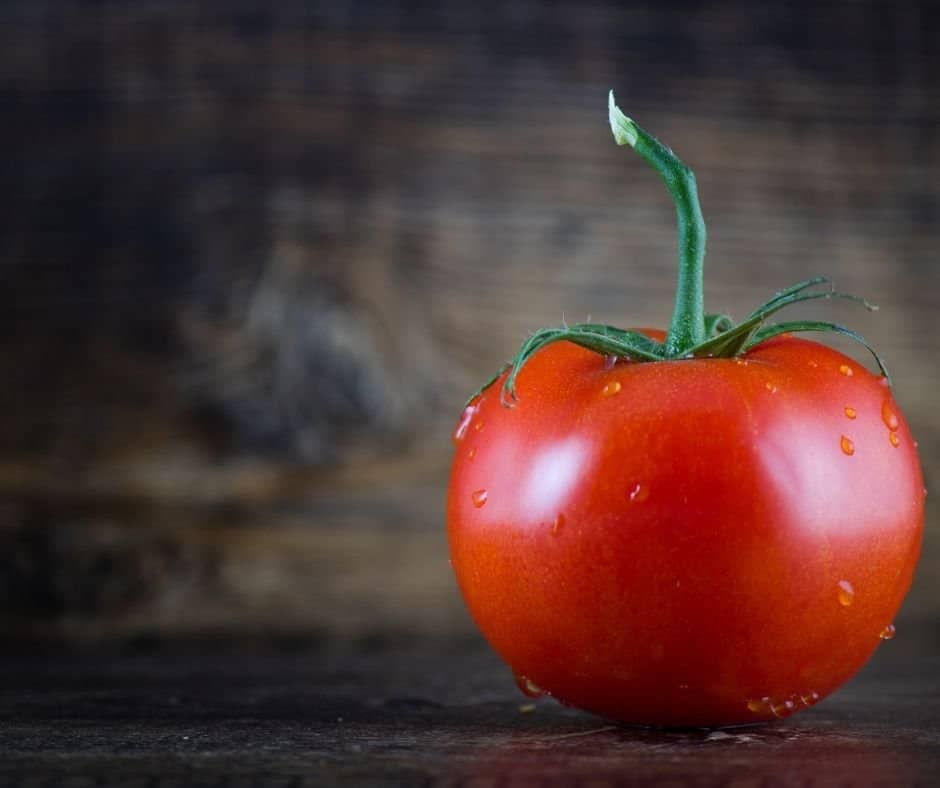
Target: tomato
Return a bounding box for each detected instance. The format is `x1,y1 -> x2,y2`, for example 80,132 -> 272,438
446,94 -> 924,727
448,334 -> 923,727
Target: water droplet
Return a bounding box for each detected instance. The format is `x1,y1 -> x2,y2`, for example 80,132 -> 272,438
844,406 -> 857,419
604,354 -> 618,370
800,690 -> 820,706
474,420 -> 484,432
879,623 -> 896,640
453,403 -> 479,443
808,360 -> 818,368
838,579 -> 855,607
550,513 -> 565,535
770,699 -> 796,718
467,448 -> 477,461
889,432 -> 900,448
513,672 -> 546,698
746,698 -> 765,713
839,364 -> 854,377
881,400 -> 899,430
840,435 -> 855,456
678,683 -> 689,690
602,380 -> 622,397
471,489 -> 488,508
765,382 -> 778,393
628,482 -> 649,503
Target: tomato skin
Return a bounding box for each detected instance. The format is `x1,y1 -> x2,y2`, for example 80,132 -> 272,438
447,336 -> 923,727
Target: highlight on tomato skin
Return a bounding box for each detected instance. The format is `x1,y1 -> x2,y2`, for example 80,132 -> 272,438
444,94 -> 925,729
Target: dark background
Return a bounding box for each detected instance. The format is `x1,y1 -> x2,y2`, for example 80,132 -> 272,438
1,0 -> 937,654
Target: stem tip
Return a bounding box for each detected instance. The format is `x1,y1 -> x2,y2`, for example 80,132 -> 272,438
608,90 -> 638,148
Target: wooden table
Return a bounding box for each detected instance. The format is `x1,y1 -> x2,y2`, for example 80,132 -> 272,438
2,642 -> 936,787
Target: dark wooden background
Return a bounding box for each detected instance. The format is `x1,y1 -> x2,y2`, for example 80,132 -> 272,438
1,0 -> 937,651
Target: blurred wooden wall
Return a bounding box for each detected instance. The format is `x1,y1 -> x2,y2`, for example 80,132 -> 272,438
1,0 -> 938,648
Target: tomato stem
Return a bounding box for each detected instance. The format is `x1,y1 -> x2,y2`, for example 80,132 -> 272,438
472,97 -> 891,405
608,91 -> 706,355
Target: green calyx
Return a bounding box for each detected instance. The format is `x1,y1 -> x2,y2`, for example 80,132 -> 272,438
476,92 -> 889,407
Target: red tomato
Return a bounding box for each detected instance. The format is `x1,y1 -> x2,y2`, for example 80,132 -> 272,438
447,334 -> 923,727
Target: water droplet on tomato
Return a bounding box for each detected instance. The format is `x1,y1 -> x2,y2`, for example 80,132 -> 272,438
765,382 -> 778,393
889,432 -> 900,447
839,364 -> 853,377
467,447 -> 477,460
471,489 -> 488,508
838,579 -> 855,607
453,403 -> 479,443
840,435 -> 855,456
770,699 -> 796,718
474,420 -> 484,432
746,698 -> 765,713
513,672 -> 546,698
879,624 -> 897,640
602,380 -> 622,397
844,406 -> 857,419
881,399 -> 898,430
800,690 -> 820,706
550,513 -> 565,535
881,400 -> 899,430
604,354 -> 618,370
628,482 -> 649,503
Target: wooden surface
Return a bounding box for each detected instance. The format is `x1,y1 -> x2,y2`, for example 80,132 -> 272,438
1,0 -> 939,645
1,643 -> 937,786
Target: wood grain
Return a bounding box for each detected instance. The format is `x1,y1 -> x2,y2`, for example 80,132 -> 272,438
0,648 -> 938,785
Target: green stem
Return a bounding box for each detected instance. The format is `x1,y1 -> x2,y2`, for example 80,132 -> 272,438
476,98 -> 889,406
608,91 -> 706,355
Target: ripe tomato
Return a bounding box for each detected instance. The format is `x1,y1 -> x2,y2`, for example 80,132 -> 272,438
448,334 -> 923,727
446,93 -> 924,727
